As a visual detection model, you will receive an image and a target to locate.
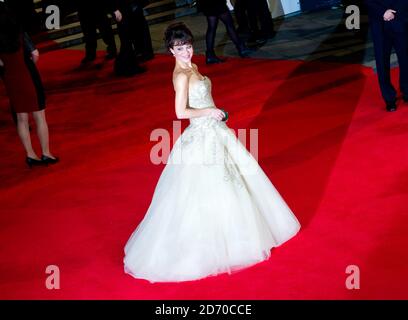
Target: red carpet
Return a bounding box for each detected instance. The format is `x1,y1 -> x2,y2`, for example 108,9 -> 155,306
0,49 -> 407,299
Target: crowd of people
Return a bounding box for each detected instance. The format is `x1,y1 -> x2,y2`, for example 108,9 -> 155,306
0,0 -> 278,167
4,0 -> 407,168
75,0 -> 153,76
75,0 -> 275,67
32,0 -> 155,75
74,0 -> 277,72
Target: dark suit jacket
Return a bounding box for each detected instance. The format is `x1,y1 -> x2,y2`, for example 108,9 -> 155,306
365,0 -> 408,31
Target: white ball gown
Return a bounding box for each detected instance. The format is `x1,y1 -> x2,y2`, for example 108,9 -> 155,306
124,75 -> 301,282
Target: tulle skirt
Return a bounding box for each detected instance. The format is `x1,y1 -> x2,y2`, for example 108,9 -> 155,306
124,117 -> 300,282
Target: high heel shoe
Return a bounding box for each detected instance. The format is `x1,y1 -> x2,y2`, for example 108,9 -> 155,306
205,52 -> 225,64
41,155 -> 59,165
26,157 -> 46,168
238,44 -> 253,58
206,56 -> 225,64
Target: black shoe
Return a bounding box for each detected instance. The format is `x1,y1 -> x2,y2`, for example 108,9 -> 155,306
206,55 -> 225,64
105,51 -> 117,60
81,55 -> 96,64
238,45 -> 253,58
106,45 -> 117,60
247,36 -> 267,47
41,155 -> 59,164
386,100 -> 397,112
115,64 -> 146,77
26,157 -> 46,168
130,65 -> 146,75
141,53 -> 154,62
136,53 -> 154,63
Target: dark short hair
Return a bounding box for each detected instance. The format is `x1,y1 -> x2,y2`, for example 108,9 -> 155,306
164,22 -> 193,52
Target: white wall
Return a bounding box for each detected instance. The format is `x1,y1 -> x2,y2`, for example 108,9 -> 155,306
269,0 -> 301,17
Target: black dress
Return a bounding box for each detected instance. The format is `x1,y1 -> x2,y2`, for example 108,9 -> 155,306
198,0 -> 229,16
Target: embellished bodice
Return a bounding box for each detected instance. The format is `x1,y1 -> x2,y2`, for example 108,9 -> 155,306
188,76 -> 215,109
172,75 -> 254,188
188,76 -> 219,127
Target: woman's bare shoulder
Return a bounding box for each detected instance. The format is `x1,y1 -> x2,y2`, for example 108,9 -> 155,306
173,69 -> 191,87
192,63 -> 199,71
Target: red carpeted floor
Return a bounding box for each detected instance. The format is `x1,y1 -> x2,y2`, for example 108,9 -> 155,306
0,49 -> 407,299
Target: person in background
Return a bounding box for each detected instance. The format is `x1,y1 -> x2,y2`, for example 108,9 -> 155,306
114,0 -> 154,61
110,0 -> 152,76
236,0 -> 276,45
365,0 -> 408,111
198,0 -> 252,64
76,0 -> 117,64
0,0 -> 59,167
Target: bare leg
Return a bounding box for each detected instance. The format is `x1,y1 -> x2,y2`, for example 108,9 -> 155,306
16,112 -> 39,159
32,110 -> 56,158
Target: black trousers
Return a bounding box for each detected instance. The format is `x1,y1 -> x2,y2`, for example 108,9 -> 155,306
116,7 -> 153,60
234,0 -> 249,31
77,5 -> 116,56
236,0 -> 274,37
371,23 -> 408,102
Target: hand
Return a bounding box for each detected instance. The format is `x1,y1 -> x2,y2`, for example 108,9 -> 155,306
384,9 -> 396,21
114,10 -> 122,22
208,108 -> 225,121
0,58 -> 4,68
31,49 -> 39,64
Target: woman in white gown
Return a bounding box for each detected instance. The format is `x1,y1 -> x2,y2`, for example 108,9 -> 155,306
123,23 -> 300,283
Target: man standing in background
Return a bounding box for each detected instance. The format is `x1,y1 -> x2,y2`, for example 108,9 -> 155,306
365,0 -> 408,111
76,0 -> 117,64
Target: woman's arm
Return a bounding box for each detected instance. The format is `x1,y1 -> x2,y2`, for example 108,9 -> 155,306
173,72 -> 224,120
23,32 -> 39,63
23,32 -> 36,54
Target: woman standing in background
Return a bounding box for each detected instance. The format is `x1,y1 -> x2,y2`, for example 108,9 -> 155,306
0,0 -> 58,167
198,0 -> 252,64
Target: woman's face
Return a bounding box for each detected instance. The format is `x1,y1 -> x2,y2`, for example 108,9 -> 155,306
170,43 -> 194,63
